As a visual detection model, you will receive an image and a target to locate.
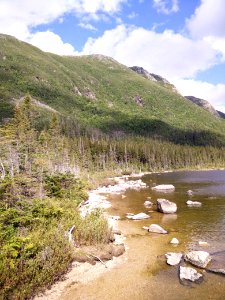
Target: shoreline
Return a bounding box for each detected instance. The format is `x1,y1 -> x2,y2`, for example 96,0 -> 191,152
34,168 -> 225,299
34,174 -> 148,300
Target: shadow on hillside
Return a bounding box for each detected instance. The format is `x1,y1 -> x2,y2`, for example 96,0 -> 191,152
95,111 -> 225,147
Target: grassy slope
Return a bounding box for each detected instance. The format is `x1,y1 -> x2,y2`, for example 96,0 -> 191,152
1,34 -> 225,145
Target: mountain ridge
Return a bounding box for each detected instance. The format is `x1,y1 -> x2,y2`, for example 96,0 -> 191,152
1,34 -> 225,146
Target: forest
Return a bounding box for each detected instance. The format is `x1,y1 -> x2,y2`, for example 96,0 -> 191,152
0,96 -> 225,299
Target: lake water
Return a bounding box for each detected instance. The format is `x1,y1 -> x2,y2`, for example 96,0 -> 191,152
62,170 -> 225,300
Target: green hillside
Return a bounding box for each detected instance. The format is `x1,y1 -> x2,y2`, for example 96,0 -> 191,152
1,34 -> 225,146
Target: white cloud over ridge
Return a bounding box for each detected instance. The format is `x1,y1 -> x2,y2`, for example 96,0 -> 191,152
153,0 -> 179,15
28,31 -> 77,55
174,79 -> 225,113
82,24 -> 218,79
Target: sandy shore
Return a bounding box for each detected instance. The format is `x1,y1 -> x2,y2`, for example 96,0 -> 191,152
34,173 -> 147,300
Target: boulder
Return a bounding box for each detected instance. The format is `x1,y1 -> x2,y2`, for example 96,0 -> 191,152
148,224 -> 167,234
144,200 -> 152,207
126,212 -> 150,220
186,200 -> 202,207
152,184 -> 175,192
112,244 -> 126,257
184,251 -> 211,268
179,266 -> 203,282
157,199 -> 177,214
165,252 -> 183,266
170,237 -> 179,245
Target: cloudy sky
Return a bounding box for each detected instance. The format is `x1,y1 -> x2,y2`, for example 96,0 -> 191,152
1,0 -> 225,112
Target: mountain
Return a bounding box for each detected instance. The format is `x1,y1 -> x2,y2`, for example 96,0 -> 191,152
129,66 -> 178,92
1,34 -> 225,146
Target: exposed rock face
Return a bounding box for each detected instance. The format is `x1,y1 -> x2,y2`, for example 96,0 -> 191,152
148,224 -> 167,234
134,95 -> 144,106
184,251 -> 211,268
152,184 -> 175,192
179,266 -> 203,282
165,252 -> 183,266
157,199 -> 177,214
127,212 -> 150,220
186,200 -> 202,207
185,96 -> 220,118
130,66 -> 178,92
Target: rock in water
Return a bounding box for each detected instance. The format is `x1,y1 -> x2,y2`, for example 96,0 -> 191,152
187,190 -> 193,196
165,253 -> 183,266
179,266 -> 203,282
144,200 -> 152,207
170,237 -> 179,244
157,199 -> 177,214
148,224 -> 167,234
152,184 -> 175,192
184,251 -> 211,268
126,212 -> 150,220
186,200 -> 202,207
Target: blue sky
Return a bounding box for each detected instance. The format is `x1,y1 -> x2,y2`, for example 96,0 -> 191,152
0,0 -> 225,112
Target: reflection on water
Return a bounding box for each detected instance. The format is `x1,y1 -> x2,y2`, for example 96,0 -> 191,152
62,170 -> 225,300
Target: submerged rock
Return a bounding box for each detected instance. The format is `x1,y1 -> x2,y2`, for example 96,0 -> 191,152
179,266 -> 203,282
152,184 -> 175,192
206,250 -> 225,275
186,200 -> 202,207
157,199 -> 177,214
127,212 -> 150,220
184,251 -> 211,268
144,200 -> 152,207
165,252 -> 183,266
198,241 -> 209,247
187,190 -> 194,196
148,224 -> 167,234
170,238 -> 179,245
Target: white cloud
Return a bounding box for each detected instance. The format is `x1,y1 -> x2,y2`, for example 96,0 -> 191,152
186,0 -> 225,39
0,0 -> 127,53
204,36 -> 225,61
128,12 -> 138,19
153,0 -> 179,15
78,23 -> 97,31
82,24 -> 218,79
28,31 -> 77,55
174,79 -> 225,112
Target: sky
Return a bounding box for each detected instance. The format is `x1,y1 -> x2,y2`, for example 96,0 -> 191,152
0,0 -> 225,112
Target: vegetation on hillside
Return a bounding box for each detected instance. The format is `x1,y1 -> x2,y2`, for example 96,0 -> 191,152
1,34 -> 225,146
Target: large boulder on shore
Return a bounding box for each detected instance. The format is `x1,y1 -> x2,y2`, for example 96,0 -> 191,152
152,184 -> 175,192
157,199 -> 177,214
184,251 -> 211,268
148,224 -> 167,234
179,266 -> 203,282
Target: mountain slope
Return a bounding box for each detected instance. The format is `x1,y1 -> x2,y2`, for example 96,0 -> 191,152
1,34 -> 225,146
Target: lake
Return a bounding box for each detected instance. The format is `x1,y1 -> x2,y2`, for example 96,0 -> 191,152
62,170 -> 225,300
